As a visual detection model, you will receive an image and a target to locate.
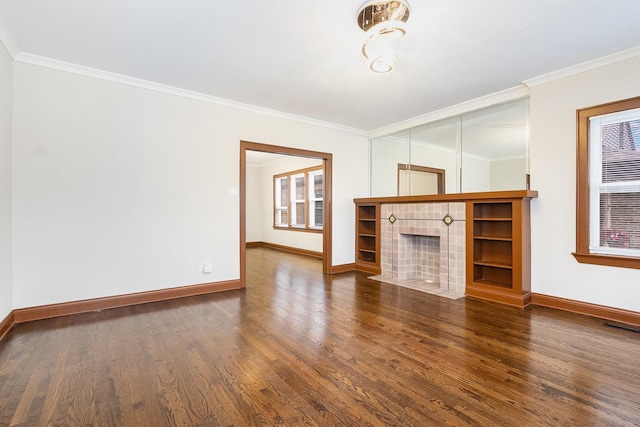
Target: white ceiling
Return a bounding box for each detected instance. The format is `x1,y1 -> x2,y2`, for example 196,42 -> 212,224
0,0 -> 639,132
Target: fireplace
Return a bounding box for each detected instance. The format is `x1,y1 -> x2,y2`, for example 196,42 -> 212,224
377,202 -> 466,297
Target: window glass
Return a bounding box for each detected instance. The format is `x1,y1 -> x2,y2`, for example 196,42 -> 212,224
274,177 -> 288,226
309,171 -> 324,228
273,167 -> 323,231
313,174 -> 323,198
589,110 -> 640,257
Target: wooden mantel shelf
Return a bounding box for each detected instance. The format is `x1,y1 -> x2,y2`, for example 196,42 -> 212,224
354,190 -> 538,205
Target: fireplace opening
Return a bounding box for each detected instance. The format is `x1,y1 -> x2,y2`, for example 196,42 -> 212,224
398,234 -> 440,283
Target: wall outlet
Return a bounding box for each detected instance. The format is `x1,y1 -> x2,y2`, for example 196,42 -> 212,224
200,263 -> 213,274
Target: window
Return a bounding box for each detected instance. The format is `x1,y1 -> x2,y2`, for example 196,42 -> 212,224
308,169 -> 323,228
574,96 -> 640,268
274,166 -> 323,231
274,176 -> 289,227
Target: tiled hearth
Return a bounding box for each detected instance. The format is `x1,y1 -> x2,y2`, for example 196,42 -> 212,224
371,202 -> 466,299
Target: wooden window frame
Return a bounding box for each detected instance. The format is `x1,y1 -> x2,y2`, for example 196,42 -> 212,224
273,165 -> 323,233
573,96 -> 640,269
397,164 -> 446,195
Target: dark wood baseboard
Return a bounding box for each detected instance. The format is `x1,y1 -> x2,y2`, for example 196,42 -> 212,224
466,286 -> 532,308
532,293 -> 640,327
330,263 -> 356,274
248,241 -> 323,259
13,280 -> 242,324
0,311 -> 14,341
249,241 -> 352,273
354,262 -> 381,275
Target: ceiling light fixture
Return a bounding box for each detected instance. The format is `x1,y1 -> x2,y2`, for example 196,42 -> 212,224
357,0 -> 410,73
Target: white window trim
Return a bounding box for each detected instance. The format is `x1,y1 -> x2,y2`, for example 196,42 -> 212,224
308,169 -> 324,230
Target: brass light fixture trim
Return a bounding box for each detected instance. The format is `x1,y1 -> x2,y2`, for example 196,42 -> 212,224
357,1 -> 411,32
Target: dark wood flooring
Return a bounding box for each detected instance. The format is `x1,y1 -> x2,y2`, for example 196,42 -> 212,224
0,248 -> 639,426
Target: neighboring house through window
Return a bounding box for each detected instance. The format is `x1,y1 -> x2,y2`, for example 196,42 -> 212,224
574,96 -> 640,268
274,166 -> 323,231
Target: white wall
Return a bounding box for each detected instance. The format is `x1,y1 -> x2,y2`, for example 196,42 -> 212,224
490,158 -> 527,191
529,55 -> 640,312
0,43 -> 12,320
256,156 -> 323,252
11,62 -> 368,309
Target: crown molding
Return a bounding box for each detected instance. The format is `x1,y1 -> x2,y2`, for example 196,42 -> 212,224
368,85 -> 530,139
523,46 -> 640,87
12,52 -> 368,136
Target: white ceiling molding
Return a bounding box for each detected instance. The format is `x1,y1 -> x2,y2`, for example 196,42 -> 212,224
0,13 -> 18,58
13,52 -> 368,137
368,85 -> 530,139
523,46 -> 640,87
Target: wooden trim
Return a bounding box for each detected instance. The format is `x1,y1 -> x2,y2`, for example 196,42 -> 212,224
572,252 -> 640,270
355,190 -> 538,205
13,280 -> 242,323
329,263 -> 356,274
466,285 -> 532,308
354,262 -> 381,275
397,164 -> 445,195
532,293 -> 640,327
0,311 -> 15,342
323,156 -> 333,275
272,225 -> 323,234
574,96 -> 640,269
256,242 -> 322,259
240,140 -> 333,285
246,241 -> 262,248
240,143 -> 247,288
273,165 -> 323,180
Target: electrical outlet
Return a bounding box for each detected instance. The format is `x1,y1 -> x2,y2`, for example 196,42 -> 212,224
200,263 -> 213,274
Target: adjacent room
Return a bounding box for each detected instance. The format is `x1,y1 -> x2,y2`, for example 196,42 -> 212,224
1,1 -> 639,425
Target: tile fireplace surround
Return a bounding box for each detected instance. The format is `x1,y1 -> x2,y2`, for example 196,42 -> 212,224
379,202 -> 466,296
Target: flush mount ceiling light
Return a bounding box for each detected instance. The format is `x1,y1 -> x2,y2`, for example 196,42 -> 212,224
357,0 -> 410,73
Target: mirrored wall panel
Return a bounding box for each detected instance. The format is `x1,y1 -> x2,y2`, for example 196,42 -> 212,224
370,98 -> 529,196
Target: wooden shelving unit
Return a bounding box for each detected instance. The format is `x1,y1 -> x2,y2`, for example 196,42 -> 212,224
355,202 -> 381,274
466,198 -> 532,307
353,191 -> 536,298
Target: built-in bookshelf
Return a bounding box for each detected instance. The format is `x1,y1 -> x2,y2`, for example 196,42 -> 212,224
355,202 -> 381,274
466,198 -> 532,307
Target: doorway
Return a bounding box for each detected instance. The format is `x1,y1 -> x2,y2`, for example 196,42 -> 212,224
239,140 -> 333,287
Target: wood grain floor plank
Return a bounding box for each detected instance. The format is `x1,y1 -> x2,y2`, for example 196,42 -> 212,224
1,247 -> 639,426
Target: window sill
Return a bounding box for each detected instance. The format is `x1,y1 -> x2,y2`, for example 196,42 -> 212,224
572,251 -> 640,269
273,226 -> 323,234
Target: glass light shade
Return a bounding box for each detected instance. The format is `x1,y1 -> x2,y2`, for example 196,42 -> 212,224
357,0 -> 410,73
361,20 -> 407,60
369,54 -> 397,73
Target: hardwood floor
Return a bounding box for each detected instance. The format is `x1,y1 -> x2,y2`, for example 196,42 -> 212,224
1,248 -> 639,426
